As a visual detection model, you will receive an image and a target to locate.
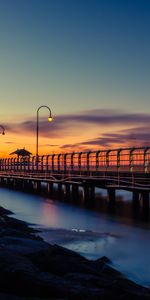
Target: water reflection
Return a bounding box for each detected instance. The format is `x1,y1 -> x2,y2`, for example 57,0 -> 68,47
0,184 -> 150,228
40,200 -> 60,227
0,186 -> 150,287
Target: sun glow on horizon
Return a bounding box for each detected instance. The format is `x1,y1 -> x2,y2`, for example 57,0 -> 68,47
0,107 -> 150,159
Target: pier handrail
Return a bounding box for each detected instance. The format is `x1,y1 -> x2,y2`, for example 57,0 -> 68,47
0,146 -> 150,174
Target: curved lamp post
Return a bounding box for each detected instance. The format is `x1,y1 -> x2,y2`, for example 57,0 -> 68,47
0,125 -> 5,135
36,105 -> 53,170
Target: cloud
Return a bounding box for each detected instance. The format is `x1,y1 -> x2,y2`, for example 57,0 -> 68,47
60,143 -> 79,149
54,109 -> 150,126
60,125 -> 150,150
7,110 -> 150,129
5,141 -> 16,144
40,144 -> 59,147
4,109 -> 150,150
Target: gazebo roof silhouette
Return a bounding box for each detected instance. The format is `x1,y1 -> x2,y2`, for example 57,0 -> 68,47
9,148 -> 32,158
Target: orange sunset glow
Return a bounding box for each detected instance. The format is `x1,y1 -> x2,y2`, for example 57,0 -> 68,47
0,109 -> 150,159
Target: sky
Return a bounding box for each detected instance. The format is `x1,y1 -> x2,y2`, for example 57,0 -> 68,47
0,0 -> 150,157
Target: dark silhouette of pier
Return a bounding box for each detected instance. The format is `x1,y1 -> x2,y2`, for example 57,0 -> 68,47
0,146 -> 150,212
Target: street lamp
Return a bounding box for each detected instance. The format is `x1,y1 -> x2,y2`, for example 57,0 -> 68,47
0,125 -> 5,135
36,105 -> 53,170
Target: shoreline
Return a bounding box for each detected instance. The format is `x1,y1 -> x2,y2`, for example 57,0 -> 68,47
0,206 -> 150,299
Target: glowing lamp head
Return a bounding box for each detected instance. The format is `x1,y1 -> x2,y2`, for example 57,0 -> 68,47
48,116 -> 53,122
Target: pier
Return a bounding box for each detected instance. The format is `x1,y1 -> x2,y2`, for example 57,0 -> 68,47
0,146 -> 150,210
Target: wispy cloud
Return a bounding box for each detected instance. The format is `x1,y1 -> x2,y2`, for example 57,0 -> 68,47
60,125 -> 150,150
4,109 -> 150,150
40,144 -> 59,147
5,141 -> 16,144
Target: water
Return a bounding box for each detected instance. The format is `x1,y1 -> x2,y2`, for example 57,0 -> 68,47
0,186 -> 150,288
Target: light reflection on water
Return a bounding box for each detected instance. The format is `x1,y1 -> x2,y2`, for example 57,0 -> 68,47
0,187 -> 150,287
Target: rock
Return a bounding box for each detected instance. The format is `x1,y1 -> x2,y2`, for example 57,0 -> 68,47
92,256 -> 123,277
0,294 -> 66,300
26,244 -> 97,276
0,206 -> 12,216
0,206 -> 150,299
0,236 -> 50,255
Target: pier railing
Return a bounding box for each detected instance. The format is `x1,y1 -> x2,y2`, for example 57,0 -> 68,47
1,147 -> 150,207
1,147 -> 150,174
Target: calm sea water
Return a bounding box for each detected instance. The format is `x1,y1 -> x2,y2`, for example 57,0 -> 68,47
0,186 -> 150,287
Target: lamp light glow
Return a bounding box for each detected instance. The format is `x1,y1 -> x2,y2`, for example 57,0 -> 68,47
48,116 -> 53,122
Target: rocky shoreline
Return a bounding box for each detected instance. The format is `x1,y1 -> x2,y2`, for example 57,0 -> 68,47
0,206 -> 150,300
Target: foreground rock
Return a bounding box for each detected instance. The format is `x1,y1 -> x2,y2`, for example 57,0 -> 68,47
0,206 -> 150,299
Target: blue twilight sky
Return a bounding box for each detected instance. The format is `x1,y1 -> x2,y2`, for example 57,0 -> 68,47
0,0 -> 150,155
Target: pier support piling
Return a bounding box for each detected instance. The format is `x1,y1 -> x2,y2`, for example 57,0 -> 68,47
58,183 -> 62,199
141,191 -> 149,211
107,188 -> 116,213
64,183 -> 70,201
47,182 -> 54,196
107,188 -> 116,204
72,184 -> 79,201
